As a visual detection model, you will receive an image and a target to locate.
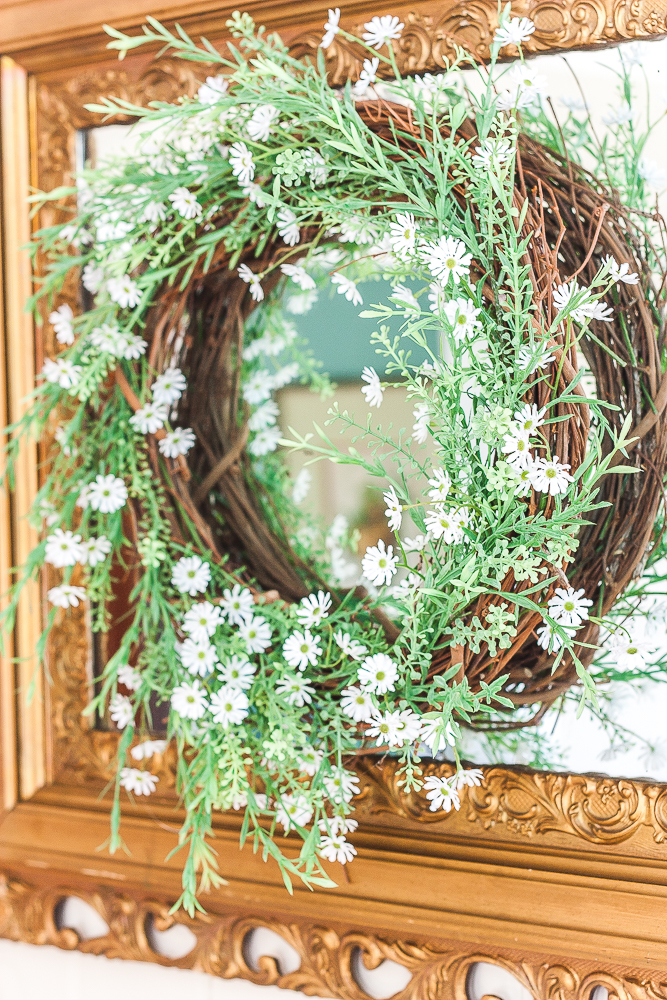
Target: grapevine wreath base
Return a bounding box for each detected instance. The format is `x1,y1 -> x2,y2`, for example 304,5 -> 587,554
113,100 -> 667,725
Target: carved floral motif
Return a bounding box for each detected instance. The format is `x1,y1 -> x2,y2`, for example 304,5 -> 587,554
288,0 -> 667,84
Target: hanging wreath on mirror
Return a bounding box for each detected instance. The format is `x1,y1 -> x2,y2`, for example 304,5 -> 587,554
8,9 -> 667,910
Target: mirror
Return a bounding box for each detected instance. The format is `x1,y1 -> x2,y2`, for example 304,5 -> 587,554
75,35 -> 667,783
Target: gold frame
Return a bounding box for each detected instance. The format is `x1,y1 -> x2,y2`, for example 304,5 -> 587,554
2,3 -> 667,993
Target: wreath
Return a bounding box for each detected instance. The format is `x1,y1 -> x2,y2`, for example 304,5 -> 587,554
9,10 -> 667,911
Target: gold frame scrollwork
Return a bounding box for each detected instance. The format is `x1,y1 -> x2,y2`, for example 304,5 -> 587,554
3,3 -> 667,992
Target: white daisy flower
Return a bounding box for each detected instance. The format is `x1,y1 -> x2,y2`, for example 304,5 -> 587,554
130,739 -> 167,761
452,768 -> 485,790
247,104 -> 280,142
44,528 -> 83,568
298,748 -> 324,776
296,590 -> 332,627
513,403 -> 546,433
424,505 -> 469,544
280,263 -> 316,290
171,554 -> 211,596
248,426 -> 282,456
443,297 -> 482,340
361,366 -> 384,407
331,273 -> 362,305
585,300 -> 614,322
318,816 -> 358,836
120,767 -> 159,796
283,629 -> 322,670
110,693 -> 133,729
229,141 -> 255,184
560,95 -> 586,112
340,685 -> 375,722
239,615 -> 272,654
238,263 -> 264,302
638,158 -> 666,189
277,208 -> 300,246
129,403 -> 168,435
536,621 -> 576,652
420,715 -> 457,754
518,344 -> 554,373
171,678 -> 209,720
388,211 -> 418,259
89,323 -> 122,355
82,263 -> 104,293
142,200 -> 167,224
391,284 -> 420,313
547,586 -> 593,627
218,655 -> 255,689
79,535 -> 112,568
117,332 -> 147,360
276,673 -> 316,707
176,639 -> 218,677
286,289 -> 318,314
115,665 -> 141,692
528,456 -> 573,496
321,7 -> 341,48
352,57 -> 380,96
220,583 -> 255,625
87,474 -> 127,513
420,236 -> 472,285
272,362 -> 299,389
319,834 -> 357,864
197,74 -> 228,104
249,400 -> 279,433
602,254 -> 639,285
49,303 -> 75,345
292,468 -> 312,504
159,427 -> 196,457
334,631 -> 367,661
210,685 -> 249,727
607,632 -> 653,670
361,539 -> 397,586
323,767 -> 359,801
169,187 -> 202,220
471,137 -> 512,171
41,357 -> 82,390
243,369 -> 275,405
182,600 -> 223,642
107,275 -> 142,309
494,16 -> 535,46
358,652 -> 398,693
275,794 -> 313,830
602,104 -> 634,126
366,708 -> 421,747
501,430 -> 532,469
47,584 -> 86,608
412,403 -> 430,444
383,487 -> 402,532
427,468 -> 451,502
423,775 -> 461,812
152,367 -> 187,406
497,63 -> 547,110
339,216 -> 378,245
362,14 -> 404,49
403,534 -> 427,552
242,182 -> 266,207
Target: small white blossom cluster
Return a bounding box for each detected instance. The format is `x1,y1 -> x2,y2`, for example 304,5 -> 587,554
500,403 -> 573,497
129,366 -> 196,459
536,586 -> 594,653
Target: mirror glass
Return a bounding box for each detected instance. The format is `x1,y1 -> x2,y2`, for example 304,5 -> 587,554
77,36 -> 667,779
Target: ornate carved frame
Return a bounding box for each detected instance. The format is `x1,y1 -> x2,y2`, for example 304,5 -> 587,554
3,3 -> 667,995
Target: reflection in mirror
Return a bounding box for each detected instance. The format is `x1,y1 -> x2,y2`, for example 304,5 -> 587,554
350,948 -> 413,999
76,37 -> 667,782
467,961 -> 533,1000
243,927 -> 301,974
55,897 -> 110,941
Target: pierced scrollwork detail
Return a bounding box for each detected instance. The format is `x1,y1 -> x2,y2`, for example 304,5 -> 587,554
1,870 -> 667,1000
288,0 -> 667,83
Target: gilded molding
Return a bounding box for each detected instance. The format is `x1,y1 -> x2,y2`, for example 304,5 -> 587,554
357,759 -> 667,846
288,0 -> 667,83
1,870 -> 667,1000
